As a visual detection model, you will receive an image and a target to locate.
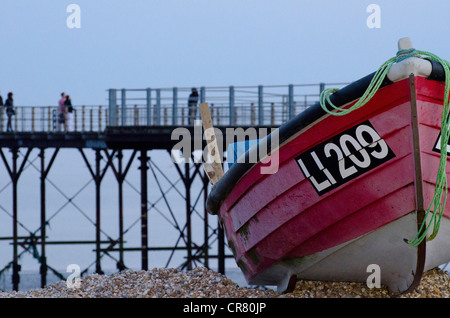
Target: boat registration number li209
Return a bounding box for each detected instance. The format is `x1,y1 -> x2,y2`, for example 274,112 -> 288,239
296,120 -> 395,196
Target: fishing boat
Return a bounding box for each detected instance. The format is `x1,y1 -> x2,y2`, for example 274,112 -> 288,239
202,38 -> 450,294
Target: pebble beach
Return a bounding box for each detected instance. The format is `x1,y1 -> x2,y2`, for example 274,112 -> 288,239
0,267 -> 449,298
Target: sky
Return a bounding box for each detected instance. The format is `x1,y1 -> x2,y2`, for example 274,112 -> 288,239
2,0 -> 450,289
2,0 -> 450,106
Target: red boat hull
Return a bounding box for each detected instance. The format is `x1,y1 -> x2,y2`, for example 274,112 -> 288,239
214,75 -> 450,293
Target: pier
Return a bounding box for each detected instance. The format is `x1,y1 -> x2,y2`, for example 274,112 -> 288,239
0,82 -> 348,291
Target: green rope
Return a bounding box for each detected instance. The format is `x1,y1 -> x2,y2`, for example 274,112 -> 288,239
319,48 -> 450,247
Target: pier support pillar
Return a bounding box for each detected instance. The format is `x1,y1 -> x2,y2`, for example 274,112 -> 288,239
139,150 -> 149,270
39,148 -> 59,288
95,150 -> 103,274
185,162 -> 192,270
11,148 -> 20,291
203,170 -> 209,269
80,148 -> 113,275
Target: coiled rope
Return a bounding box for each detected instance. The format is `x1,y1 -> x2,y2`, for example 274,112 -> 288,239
319,48 -> 450,247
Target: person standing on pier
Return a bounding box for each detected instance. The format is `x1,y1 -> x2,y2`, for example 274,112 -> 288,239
5,92 -> 15,132
188,88 -> 199,125
0,91 -> 3,107
58,92 -> 67,132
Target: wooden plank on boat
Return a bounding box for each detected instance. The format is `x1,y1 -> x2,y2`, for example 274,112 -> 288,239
199,102 -> 224,185
404,73 -> 426,294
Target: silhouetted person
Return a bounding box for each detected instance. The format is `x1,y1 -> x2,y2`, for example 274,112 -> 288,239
0,92 -> 3,107
5,92 -> 14,132
58,92 -> 67,132
188,88 -> 199,125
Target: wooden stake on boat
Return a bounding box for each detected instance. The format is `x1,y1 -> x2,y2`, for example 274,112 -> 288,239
199,102 -> 224,185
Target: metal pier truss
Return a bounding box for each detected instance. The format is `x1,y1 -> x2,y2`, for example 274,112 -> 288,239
0,82 -> 348,291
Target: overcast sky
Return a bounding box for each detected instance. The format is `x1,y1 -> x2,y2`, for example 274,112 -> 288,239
2,1 -> 450,106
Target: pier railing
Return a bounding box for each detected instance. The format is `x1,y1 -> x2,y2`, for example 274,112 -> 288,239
0,105 -> 108,133
108,83 -> 349,127
0,83 -> 350,133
